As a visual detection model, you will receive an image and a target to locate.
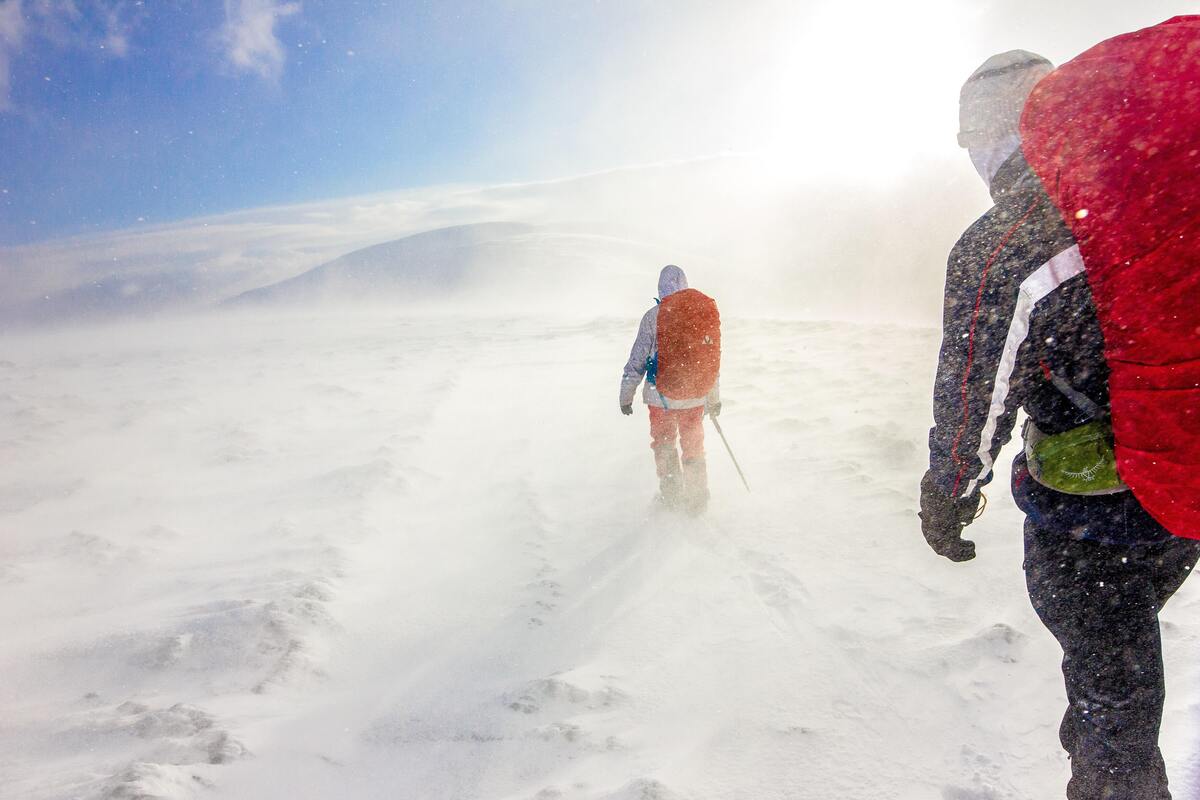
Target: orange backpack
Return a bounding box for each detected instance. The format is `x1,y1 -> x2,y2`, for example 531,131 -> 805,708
654,288 -> 721,401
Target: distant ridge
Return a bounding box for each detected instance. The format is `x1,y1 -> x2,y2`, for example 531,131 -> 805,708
227,222 -> 539,306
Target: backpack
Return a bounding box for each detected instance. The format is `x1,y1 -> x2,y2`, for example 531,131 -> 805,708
654,288 -> 721,401
1020,15 -> 1200,538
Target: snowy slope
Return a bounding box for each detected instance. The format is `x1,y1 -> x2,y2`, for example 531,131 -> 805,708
227,222 -> 541,305
226,222 -> 669,312
3,311 -> 1200,800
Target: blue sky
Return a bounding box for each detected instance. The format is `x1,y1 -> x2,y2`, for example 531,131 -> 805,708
0,1 -> 670,244
1,1 -> 1190,246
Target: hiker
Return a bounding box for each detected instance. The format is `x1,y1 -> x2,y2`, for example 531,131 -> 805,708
620,265 -> 721,514
920,36 -> 1200,799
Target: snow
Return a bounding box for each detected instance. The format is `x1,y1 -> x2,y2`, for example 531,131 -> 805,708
225,222 -> 672,313
4,308 -> 1200,799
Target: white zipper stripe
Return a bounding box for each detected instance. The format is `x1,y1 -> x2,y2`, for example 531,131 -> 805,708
964,245 -> 1086,496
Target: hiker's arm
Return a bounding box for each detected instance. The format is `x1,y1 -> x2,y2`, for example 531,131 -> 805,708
619,310 -> 655,408
926,255 -> 987,499
921,248 -> 997,561
926,244 -> 1031,501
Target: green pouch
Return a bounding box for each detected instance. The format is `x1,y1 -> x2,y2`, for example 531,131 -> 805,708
1026,419 -> 1128,495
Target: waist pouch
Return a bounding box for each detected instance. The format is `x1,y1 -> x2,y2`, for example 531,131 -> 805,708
1024,418 -> 1129,496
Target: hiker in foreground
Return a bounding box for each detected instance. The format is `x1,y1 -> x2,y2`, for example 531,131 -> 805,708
620,265 -> 721,514
920,19 -> 1200,799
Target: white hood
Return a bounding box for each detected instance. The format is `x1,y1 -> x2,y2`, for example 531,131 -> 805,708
658,265 -> 688,300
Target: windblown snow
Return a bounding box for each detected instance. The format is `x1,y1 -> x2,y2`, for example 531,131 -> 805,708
3,309 -> 1200,799
224,222 -> 669,312
0,155 -> 985,328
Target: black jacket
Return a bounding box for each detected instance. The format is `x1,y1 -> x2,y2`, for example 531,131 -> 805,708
926,151 -> 1169,545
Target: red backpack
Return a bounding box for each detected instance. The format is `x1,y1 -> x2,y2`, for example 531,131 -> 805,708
1020,16 -> 1200,538
655,288 -> 721,401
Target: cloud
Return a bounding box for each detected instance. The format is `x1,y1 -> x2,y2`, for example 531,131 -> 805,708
0,0 -> 26,111
38,1 -> 139,57
99,2 -> 128,57
0,1 -> 140,110
220,0 -> 300,82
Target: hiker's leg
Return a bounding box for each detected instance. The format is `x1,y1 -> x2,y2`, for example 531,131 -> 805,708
677,407 -> 708,513
1024,521 -> 1177,799
677,406 -> 706,462
648,405 -> 682,505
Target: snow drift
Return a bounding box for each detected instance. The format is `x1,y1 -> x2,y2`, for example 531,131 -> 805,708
4,310 -> 1200,799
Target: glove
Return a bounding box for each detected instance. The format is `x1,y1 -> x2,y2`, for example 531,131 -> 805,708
919,471 -> 980,562
621,403 -> 634,416
707,401 -> 721,418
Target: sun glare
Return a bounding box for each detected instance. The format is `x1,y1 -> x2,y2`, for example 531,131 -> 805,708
752,0 -> 974,182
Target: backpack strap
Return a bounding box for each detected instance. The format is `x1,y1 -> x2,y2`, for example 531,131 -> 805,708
1041,361 -> 1105,421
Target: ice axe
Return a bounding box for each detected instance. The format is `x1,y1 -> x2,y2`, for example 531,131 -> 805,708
710,415 -> 751,493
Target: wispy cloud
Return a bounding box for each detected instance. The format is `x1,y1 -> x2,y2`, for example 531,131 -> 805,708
99,2 -> 128,57
0,1 -> 141,111
0,0 -> 26,111
37,0 -> 139,57
220,0 -> 300,82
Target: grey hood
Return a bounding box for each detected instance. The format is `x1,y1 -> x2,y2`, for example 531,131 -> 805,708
958,50 -> 1053,188
658,265 -> 688,300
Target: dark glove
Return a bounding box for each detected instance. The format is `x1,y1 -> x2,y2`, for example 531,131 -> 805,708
621,403 -> 634,416
707,401 -> 721,418
919,471 -> 980,562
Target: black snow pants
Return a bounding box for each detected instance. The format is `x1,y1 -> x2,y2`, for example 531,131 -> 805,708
1024,520 -> 1200,800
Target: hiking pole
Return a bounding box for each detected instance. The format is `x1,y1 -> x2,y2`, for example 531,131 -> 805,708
710,416 -> 751,493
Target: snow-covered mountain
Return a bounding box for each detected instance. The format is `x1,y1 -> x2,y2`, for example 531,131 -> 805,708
226,222 -> 668,313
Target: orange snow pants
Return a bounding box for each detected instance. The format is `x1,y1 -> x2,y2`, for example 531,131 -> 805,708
648,405 -> 705,468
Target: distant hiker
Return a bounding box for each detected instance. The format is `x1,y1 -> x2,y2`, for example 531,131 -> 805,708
921,26 -> 1200,800
620,265 -> 721,514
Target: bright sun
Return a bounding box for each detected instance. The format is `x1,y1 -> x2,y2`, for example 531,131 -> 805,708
745,0 -> 975,182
